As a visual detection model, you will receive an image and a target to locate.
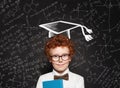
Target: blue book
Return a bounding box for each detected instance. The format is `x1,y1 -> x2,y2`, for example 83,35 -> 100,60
43,79 -> 63,88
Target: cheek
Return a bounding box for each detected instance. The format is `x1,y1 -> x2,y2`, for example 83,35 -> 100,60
68,58 -> 71,62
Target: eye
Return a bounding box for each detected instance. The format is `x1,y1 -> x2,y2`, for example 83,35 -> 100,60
52,55 -> 59,58
62,54 -> 67,57
62,54 -> 69,57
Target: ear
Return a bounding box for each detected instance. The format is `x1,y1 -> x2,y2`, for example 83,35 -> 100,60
49,59 -> 52,62
68,57 -> 72,62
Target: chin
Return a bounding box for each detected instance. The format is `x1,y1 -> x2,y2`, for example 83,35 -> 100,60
56,68 -> 67,72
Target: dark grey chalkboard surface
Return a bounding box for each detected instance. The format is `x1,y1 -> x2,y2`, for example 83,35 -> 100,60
0,0 -> 120,88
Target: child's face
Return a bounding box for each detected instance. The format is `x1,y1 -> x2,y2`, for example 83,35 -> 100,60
49,46 -> 71,74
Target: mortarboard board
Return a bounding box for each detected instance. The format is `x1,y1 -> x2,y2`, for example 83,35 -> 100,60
39,20 -> 93,41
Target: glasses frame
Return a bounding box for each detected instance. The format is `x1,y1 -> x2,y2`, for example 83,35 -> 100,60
50,54 -> 70,61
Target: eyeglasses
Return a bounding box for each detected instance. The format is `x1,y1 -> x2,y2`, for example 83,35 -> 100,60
50,54 -> 70,61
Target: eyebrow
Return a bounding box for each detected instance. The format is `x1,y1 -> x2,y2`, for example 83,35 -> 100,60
51,53 -> 70,56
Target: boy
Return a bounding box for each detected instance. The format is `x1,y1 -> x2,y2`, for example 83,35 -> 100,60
36,34 -> 84,88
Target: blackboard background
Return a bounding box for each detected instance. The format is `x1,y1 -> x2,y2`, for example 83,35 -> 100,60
0,0 -> 120,88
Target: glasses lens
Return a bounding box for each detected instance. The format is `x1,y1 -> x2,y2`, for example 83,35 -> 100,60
51,55 -> 59,61
61,54 -> 69,60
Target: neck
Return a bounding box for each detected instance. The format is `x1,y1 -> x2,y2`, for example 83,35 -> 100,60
53,68 -> 69,75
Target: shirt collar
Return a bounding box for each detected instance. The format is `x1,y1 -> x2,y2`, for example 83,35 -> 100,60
52,68 -> 69,76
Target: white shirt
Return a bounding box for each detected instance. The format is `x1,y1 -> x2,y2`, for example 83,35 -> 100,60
36,69 -> 85,88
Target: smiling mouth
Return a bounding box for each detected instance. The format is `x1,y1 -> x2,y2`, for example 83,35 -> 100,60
56,63 -> 65,66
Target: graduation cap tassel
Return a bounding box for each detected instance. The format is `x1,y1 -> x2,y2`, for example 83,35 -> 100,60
81,26 -> 93,41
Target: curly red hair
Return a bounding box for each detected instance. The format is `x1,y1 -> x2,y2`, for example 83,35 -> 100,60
45,34 -> 74,58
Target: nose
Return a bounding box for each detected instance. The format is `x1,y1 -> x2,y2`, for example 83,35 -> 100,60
58,57 -> 63,63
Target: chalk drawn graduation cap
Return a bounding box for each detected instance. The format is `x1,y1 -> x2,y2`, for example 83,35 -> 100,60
39,20 -> 93,41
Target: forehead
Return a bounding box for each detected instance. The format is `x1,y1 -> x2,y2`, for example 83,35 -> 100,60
49,46 -> 69,55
